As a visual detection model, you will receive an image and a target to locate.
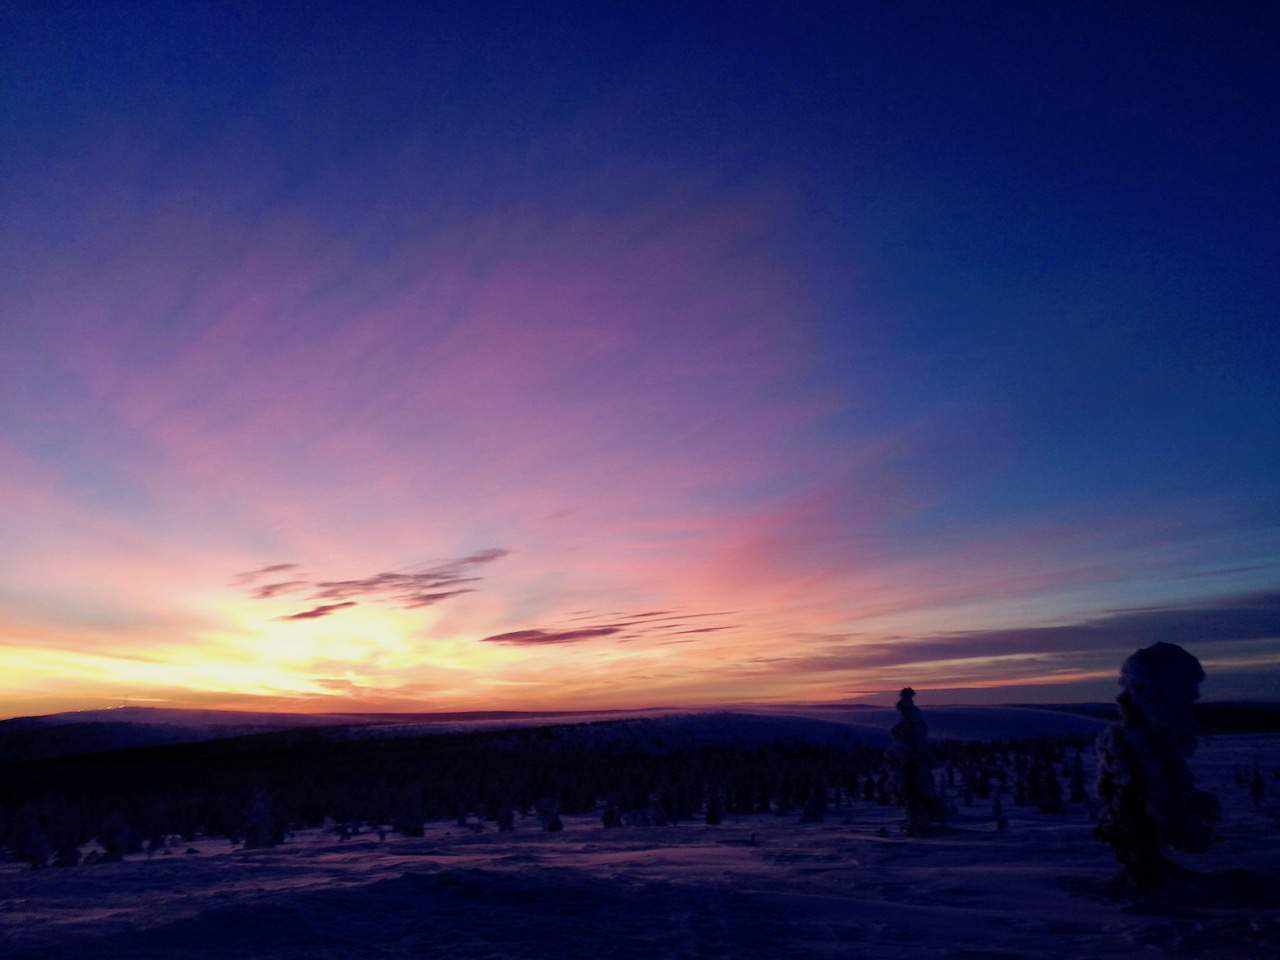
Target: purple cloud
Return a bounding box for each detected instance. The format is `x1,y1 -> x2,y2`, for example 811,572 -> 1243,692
310,550 -> 508,606
233,563 -> 300,585
240,550 -> 507,613
403,589 -> 474,608
481,627 -> 623,645
763,588 -> 1280,673
279,601 -> 357,621
479,608 -> 740,646
251,580 -> 308,599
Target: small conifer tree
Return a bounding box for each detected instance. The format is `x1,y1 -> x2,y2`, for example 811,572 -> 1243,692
601,800 -> 623,828
704,789 -> 724,826
887,687 -> 944,836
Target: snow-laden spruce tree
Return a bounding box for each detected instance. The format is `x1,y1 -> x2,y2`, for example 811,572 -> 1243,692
888,687 -> 944,835
1093,641 -> 1220,885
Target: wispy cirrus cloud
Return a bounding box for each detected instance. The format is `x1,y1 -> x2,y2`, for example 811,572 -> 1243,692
310,549 -> 508,606
232,563 -> 300,586
480,609 -> 740,646
243,549 -> 508,620
278,601 -> 357,621
250,580 -> 308,599
481,627 -> 624,645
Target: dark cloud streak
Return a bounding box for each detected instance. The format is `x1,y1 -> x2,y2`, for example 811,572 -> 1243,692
403,589 -> 473,608
479,608 -> 739,647
481,627 -> 623,645
232,563 -> 300,585
251,580 -> 308,599
278,601 -> 357,621
774,589 -> 1280,673
237,549 -> 507,615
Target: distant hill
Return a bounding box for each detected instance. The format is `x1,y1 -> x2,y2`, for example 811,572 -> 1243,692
0,711 -> 336,762
1022,700 -> 1280,735
6,700 -> 1276,764
0,706 -> 671,762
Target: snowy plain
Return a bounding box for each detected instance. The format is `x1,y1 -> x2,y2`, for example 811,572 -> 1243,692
2,729 -> 1276,959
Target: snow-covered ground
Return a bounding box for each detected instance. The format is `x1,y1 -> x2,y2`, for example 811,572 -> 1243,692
2,735 -> 1277,959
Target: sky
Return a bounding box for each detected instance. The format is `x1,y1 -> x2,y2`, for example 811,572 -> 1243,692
2,2 -> 1278,718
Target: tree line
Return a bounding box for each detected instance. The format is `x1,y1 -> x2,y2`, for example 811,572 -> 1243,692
2,642 -> 1262,888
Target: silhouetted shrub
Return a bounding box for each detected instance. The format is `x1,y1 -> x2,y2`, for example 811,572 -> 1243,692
622,807 -> 652,827
601,800 -> 622,828
98,810 -> 137,861
242,791 -> 281,849
705,789 -> 724,825
392,784 -> 425,837
495,804 -> 515,831
12,806 -> 50,869
535,797 -> 563,832
800,782 -> 826,823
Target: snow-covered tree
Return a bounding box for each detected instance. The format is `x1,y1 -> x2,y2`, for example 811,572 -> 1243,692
1093,642 -> 1220,886
887,687 -> 944,836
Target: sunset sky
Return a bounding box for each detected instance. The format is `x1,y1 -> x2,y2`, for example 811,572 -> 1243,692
2,3 -> 1278,718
